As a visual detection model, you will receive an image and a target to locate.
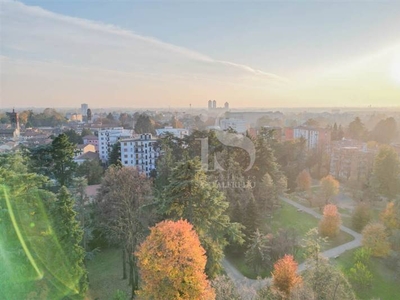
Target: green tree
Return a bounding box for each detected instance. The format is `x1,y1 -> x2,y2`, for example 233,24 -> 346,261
352,202 -> 372,232
76,159 -> 104,185
134,114 -> 155,134
302,229 -> 355,299
160,158 -> 244,278
370,117 -> 398,144
108,141 -> 122,167
347,261 -> 373,291
51,133 -> 77,186
80,128 -> 93,137
64,129 -> 83,144
51,187 -> 88,297
348,117 -> 367,141
371,145 -> 400,199
245,229 -> 271,276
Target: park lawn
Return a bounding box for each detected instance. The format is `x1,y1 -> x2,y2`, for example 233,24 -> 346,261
86,248 -> 130,300
333,249 -> 400,300
228,202 -> 354,279
269,202 -> 319,236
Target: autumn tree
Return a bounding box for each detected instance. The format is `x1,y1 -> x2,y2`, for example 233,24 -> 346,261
362,222 -> 390,257
380,201 -> 400,231
135,220 -> 215,300
371,145 -> 400,200
271,254 -> 302,298
320,175 -> 339,204
160,158 -> 244,278
296,169 -> 312,192
96,166 -> 155,297
352,202 -> 372,232
319,204 -> 341,238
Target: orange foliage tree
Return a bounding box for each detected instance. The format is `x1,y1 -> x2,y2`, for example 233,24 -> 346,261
271,254 -> 302,298
319,204 -> 341,238
135,220 -> 215,300
320,175 -> 339,204
296,169 -> 312,192
361,222 -> 390,257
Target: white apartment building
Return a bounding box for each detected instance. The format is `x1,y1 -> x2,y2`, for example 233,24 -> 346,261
293,126 -> 330,150
155,126 -> 189,139
98,127 -> 133,163
219,118 -> 249,133
120,133 -> 160,176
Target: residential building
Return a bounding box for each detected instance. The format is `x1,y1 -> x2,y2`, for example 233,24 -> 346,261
75,144 -> 96,158
330,144 -> 376,183
155,126 -> 189,139
82,135 -> 98,151
98,127 -> 133,163
219,118 -> 249,133
292,126 -> 331,149
81,103 -> 88,117
74,151 -> 99,165
120,133 -> 160,176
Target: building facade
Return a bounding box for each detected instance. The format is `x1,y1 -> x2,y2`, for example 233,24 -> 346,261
98,127 -> 133,163
155,126 -> 189,139
219,118 -> 249,133
292,126 -> 331,150
120,133 -> 160,176
81,103 -> 88,116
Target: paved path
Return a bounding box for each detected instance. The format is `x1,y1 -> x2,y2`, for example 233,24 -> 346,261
223,196 -> 362,287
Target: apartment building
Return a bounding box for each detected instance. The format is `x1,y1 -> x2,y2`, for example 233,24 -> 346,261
155,126 -> 189,139
292,126 -> 331,149
98,127 -> 133,163
120,133 -> 160,176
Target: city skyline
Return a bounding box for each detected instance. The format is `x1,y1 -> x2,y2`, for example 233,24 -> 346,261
1,0 -> 400,108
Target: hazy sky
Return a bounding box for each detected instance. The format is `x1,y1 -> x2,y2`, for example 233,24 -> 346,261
1,0 -> 400,109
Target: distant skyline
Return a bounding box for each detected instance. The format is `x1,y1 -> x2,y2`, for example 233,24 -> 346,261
1,0 -> 400,108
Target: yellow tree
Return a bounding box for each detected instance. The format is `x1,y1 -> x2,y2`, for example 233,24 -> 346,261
135,220 -> 215,300
271,254 -> 302,298
319,204 -> 341,238
381,201 -> 400,231
320,175 -> 339,204
361,222 -> 390,257
296,169 -> 312,192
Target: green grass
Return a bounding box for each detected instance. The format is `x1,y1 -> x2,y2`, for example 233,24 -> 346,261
226,253 -> 270,279
86,248 -> 131,300
268,202 -> 319,236
332,249 -> 400,300
227,202 -> 354,279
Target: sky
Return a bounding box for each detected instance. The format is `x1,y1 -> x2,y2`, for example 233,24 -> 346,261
1,0 -> 400,109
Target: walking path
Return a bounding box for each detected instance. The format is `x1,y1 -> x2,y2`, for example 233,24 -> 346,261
223,196 -> 362,287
